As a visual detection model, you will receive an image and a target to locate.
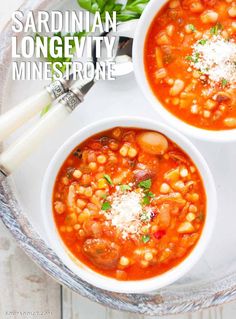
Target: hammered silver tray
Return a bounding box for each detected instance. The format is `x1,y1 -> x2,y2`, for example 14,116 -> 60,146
1,0 -> 236,315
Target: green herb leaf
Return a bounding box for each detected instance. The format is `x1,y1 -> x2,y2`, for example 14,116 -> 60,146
125,0 -> 150,14
103,174 -> 113,185
186,55 -> 194,61
120,184 -> 132,191
188,24 -> 196,32
101,194 -> 107,199
142,196 -> 150,205
210,23 -> 223,35
146,191 -> 154,198
199,39 -> 207,45
186,53 -> 200,63
221,78 -> 228,87
142,234 -> 150,243
142,191 -> 154,205
138,179 -> 152,189
101,201 -> 111,210
77,0 -> 149,22
193,53 -> 200,63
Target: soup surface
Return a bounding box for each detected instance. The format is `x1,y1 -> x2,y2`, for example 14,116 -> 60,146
144,0 -> 236,130
53,128 -> 206,280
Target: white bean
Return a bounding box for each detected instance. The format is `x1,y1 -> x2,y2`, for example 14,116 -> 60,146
170,79 -> 185,96
224,117 -> 236,128
228,5 -> 236,17
201,10 -> 218,24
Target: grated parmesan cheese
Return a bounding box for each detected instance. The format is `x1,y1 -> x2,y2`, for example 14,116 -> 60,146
190,35 -> 236,86
102,186 -> 155,239
104,190 -> 143,239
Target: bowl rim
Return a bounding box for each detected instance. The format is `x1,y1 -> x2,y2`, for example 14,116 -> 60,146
132,0 -> 236,142
41,116 -> 217,293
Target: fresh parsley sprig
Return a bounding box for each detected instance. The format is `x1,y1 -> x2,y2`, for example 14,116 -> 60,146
138,179 -> 155,205
77,0 -> 150,22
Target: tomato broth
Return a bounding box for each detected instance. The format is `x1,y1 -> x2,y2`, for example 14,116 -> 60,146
144,0 -> 236,130
53,128 -> 206,280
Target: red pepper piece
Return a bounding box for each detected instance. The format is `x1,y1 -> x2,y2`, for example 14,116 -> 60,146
154,230 -> 166,240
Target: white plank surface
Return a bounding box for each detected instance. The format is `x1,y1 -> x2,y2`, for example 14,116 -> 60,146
0,221 -> 61,319
1,1 -> 236,319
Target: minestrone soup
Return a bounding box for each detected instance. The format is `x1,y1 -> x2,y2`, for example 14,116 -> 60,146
144,0 -> 236,130
53,128 -> 206,280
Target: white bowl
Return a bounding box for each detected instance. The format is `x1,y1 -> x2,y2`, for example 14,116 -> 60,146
132,0 -> 236,142
41,117 -> 217,293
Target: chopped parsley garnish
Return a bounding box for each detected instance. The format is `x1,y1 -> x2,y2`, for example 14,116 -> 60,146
140,211 -> 151,222
193,53 -> 200,63
103,174 -> 113,185
186,53 -> 199,63
138,179 -> 152,189
199,39 -> 207,45
120,184 -> 132,192
188,24 -> 196,32
146,191 -> 154,198
142,196 -> 151,205
138,180 -> 154,205
210,23 -> 223,35
142,234 -> 150,243
186,55 -> 194,61
101,201 -> 111,211
221,78 -> 228,87
142,191 -> 154,206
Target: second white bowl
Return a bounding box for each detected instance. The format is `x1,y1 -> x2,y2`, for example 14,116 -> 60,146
41,117 -> 217,293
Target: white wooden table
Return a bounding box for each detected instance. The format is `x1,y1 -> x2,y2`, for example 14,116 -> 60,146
1,2 -> 236,318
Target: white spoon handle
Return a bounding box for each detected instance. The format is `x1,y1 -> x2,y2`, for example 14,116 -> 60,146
0,90 -> 52,142
0,88 -> 83,175
0,103 -> 68,174
0,79 -> 70,143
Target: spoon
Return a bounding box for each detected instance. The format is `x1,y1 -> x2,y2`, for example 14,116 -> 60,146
0,24 -> 135,178
0,28 -> 134,143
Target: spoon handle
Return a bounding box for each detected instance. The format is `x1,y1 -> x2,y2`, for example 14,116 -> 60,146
0,87 -> 83,176
114,20 -> 138,38
0,80 -> 69,143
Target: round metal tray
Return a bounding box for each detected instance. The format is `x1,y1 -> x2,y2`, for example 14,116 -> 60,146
1,0 -> 236,315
